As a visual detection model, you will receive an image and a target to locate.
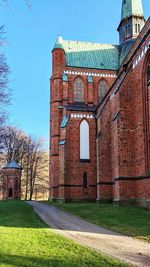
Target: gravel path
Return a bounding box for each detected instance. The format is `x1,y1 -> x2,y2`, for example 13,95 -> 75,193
27,201 -> 150,267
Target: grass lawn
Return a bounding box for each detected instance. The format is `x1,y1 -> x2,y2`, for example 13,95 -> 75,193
0,201 -> 130,267
45,202 -> 150,243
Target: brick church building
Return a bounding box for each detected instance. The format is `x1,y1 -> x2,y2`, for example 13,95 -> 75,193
49,0 -> 150,207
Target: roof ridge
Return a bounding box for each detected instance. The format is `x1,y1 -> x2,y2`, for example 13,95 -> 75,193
62,39 -> 119,47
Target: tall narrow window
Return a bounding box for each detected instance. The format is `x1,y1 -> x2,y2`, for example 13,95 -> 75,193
8,188 -> 13,198
125,25 -> 128,36
135,23 -> 138,34
74,77 -> 84,102
83,172 -> 88,188
98,79 -> 108,102
147,65 -> 150,84
80,120 -> 89,160
138,24 -> 141,33
144,55 -> 150,173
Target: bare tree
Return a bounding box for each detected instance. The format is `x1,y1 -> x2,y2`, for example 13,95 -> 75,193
23,137 -> 47,200
34,151 -> 49,200
0,125 -> 49,200
0,126 -> 26,162
0,26 -> 10,124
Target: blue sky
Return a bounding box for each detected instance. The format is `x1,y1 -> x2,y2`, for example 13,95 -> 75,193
0,0 -> 149,146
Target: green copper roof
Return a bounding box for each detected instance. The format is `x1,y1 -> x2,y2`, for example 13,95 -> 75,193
62,74 -> 68,81
121,0 -> 143,20
53,35 -> 136,70
60,115 -> 69,128
54,37 -> 119,70
87,76 -> 93,83
54,36 -> 64,49
59,140 -> 66,146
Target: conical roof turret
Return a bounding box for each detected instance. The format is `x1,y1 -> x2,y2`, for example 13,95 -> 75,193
54,36 -> 63,49
3,160 -> 22,169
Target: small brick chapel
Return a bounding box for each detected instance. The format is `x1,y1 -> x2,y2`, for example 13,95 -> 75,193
0,160 -> 22,200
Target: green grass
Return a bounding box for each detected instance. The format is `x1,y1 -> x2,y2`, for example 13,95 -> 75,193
45,201 -> 150,243
0,200 -> 130,267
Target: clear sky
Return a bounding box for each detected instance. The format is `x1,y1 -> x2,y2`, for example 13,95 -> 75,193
0,0 -> 149,146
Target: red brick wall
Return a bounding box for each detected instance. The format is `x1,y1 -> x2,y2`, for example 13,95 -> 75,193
2,168 -> 21,200
64,113 -> 97,200
49,48 -> 65,199
50,29 -> 150,204
50,46 -> 117,201
96,33 -> 150,203
136,178 -> 150,200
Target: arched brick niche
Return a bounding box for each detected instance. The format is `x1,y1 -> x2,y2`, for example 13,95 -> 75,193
143,52 -> 150,173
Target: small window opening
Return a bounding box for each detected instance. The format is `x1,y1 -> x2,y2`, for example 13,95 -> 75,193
135,23 -> 138,34
83,172 -> 88,188
8,188 -> 13,198
138,24 -> 140,33
125,25 -> 130,36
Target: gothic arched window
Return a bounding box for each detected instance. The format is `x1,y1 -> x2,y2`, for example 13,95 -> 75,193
98,79 -> 108,102
74,77 -> 84,102
144,54 -> 150,173
83,172 -> 88,188
80,120 -> 89,160
147,63 -> 150,84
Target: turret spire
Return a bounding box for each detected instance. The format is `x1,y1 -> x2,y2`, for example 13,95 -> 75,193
118,0 -> 145,45
121,0 -> 143,20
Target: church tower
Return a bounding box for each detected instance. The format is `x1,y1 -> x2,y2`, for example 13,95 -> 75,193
118,0 -> 145,44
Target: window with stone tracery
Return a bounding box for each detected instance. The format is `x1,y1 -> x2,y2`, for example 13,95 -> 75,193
74,77 -> 84,102
98,79 -> 108,102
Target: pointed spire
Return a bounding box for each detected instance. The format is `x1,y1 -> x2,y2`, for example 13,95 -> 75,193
118,0 -> 145,44
54,35 -> 63,49
121,0 -> 143,20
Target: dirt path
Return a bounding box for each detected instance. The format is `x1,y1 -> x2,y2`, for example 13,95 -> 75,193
27,201 -> 150,267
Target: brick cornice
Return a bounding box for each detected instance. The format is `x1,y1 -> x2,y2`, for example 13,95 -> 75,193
114,175 -> 150,181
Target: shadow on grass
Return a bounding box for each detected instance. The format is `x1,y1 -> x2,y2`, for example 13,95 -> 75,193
0,254 -> 68,267
0,253 -> 128,267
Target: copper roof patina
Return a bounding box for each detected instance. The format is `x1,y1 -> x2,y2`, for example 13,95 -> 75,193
54,37 -> 119,70
54,36 -> 136,70
121,0 -> 143,20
